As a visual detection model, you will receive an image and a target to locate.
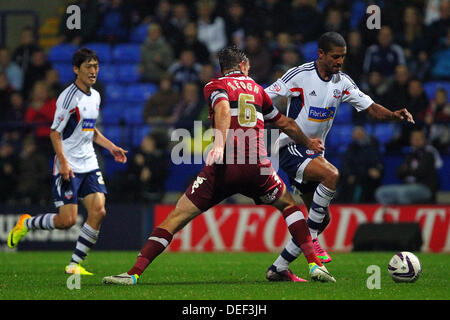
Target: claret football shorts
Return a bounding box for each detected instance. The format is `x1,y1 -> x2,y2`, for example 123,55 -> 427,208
185,162 -> 285,212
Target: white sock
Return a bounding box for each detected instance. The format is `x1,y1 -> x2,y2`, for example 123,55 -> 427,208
25,213 -> 56,230
307,184 -> 335,239
273,239 -> 302,271
70,223 -> 99,264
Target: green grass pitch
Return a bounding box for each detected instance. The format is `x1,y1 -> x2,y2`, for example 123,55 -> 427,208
0,251 -> 449,300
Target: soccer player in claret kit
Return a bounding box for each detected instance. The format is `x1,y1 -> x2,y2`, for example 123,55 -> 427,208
7,48 -> 128,275
103,45 -> 336,285
264,32 -> 415,280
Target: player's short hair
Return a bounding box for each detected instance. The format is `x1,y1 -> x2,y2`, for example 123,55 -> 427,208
318,32 -> 346,53
72,47 -> 98,68
218,45 -> 248,73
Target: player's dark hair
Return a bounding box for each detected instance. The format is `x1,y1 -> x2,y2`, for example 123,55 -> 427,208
72,47 -> 98,68
218,45 -> 248,73
318,32 -> 346,53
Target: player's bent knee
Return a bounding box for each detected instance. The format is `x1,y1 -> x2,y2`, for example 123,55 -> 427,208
324,166 -> 340,186
97,207 -> 107,218
330,168 -> 340,183
91,206 -> 107,221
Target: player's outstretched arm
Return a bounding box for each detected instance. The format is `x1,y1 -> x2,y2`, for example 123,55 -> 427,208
93,128 -> 128,163
273,114 -> 325,153
366,103 -> 415,124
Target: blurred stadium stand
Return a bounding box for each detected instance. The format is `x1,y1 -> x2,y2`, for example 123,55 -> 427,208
0,1 -> 449,205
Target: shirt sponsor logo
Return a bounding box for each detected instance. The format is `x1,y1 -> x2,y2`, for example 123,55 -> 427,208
81,118 -> 96,131
308,106 -> 336,122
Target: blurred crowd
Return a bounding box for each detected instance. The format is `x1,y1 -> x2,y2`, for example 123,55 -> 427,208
0,0 -> 449,205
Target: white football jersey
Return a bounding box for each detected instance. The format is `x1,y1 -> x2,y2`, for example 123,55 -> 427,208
51,83 -> 101,174
265,61 -> 374,149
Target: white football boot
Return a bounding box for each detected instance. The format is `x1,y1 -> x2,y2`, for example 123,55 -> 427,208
309,263 -> 336,283
102,272 -> 139,285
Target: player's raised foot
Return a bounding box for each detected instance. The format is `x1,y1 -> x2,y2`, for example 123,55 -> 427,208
102,273 -> 139,285
309,262 -> 336,283
313,239 -> 332,263
265,265 -> 307,282
7,214 -> 31,249
65,263 -> 94,275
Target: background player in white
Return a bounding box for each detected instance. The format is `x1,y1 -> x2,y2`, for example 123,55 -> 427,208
8,48 -> 128,275
264,32 -> 414,281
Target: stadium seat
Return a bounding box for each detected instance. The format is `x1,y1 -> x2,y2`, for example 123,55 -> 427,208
112,44 -> 141,63
105,84 -> 127,103
48,44 -> 78,63
52,63 -> 75,85
334,102 -> 352,124
101,104 -> 123,125
371,123 -> 398,144
129,24 -> 149,43
423,81 -> 450,99
381,155 -> 404,185
102,125 -> 126,145
132,124 -> 153,146
125,83 -> 158,103
117,64 -> 141,83
84,42 -> 112,63
326,124 -> 354,153
123,104 -> 144,125
301,41 -> 318,61
439,155 -> 450,190
350,0 -> 367,29
165,162 -> 204,192
98,64 -> 117,84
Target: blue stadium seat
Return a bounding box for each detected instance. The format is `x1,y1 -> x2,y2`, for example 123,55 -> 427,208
105,84 -> 126,103
350,0 -> 366,29
52,63 -> 75,85
132,124 -> 152,147
112,44 -> 141,63
123,104 -> 144,124
334,103 -> 352,124
84,42 -> 112,63
371,123 -> 398,144
101,104 -> 123,125
326,124 -> 354,153
301,41 -> 318,61
102,125 -> 125,145
439,155 -> 450,190
423,81 -> 450,99
165,162 -> 204,192
129,24 -> 149,43
125,83 -> 158,103
117,64 -> 140,83
48,44 -> 78,63
381,155 -> 404,185
98,64 -> 117,84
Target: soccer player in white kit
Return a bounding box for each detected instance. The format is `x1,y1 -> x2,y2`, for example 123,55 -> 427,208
264,32 -> 415,281
7,48 -> 128,275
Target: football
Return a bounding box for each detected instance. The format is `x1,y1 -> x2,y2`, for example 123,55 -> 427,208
388,251 -> 422,283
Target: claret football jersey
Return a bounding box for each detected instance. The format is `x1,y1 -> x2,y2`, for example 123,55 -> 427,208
204,71 -> 281,164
